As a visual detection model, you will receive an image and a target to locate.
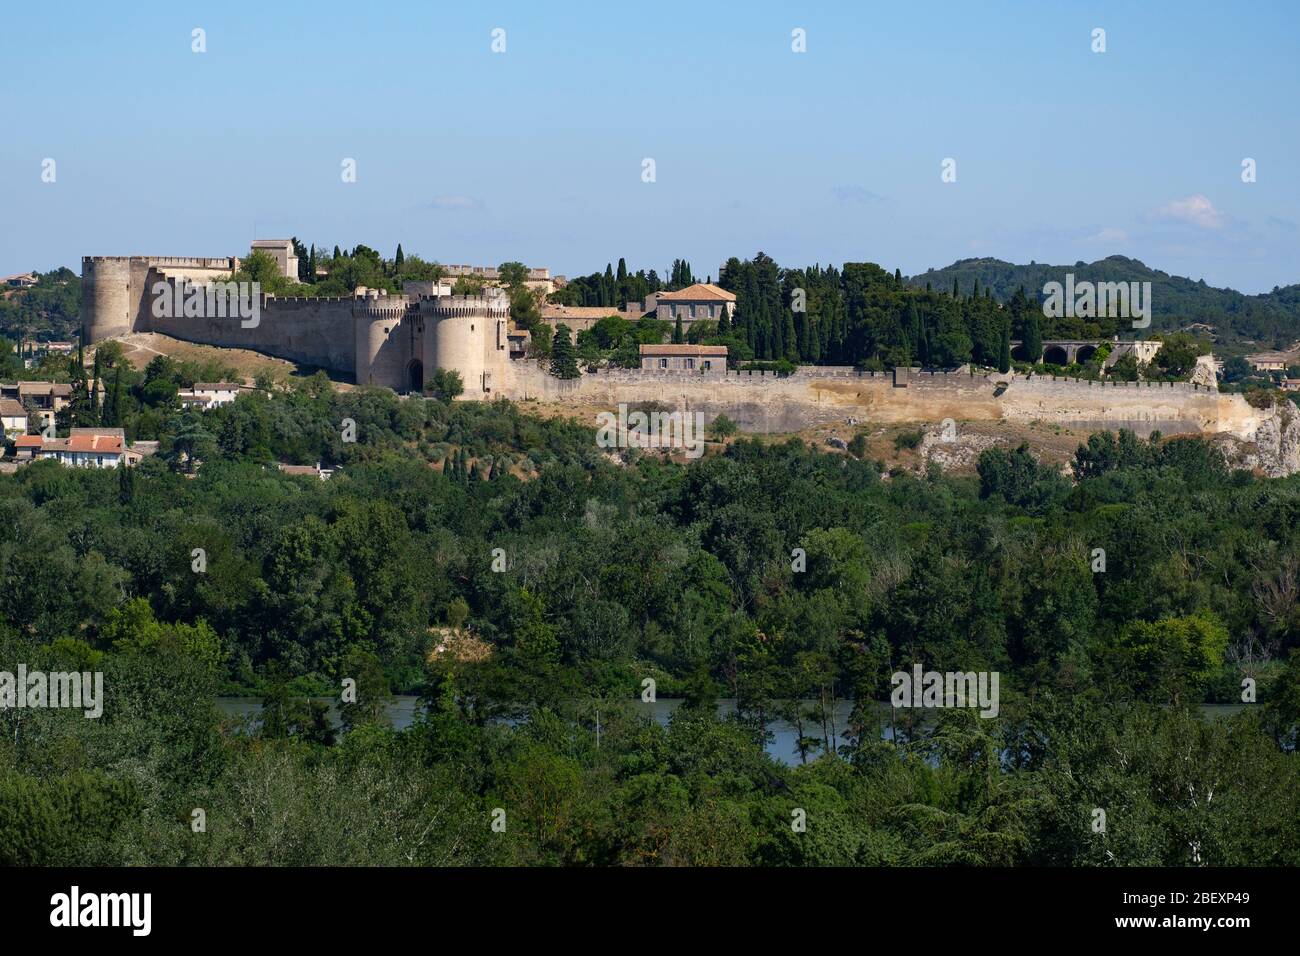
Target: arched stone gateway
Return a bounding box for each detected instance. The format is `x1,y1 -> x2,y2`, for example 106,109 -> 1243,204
1075,344 -> 1098,363
1042,344 -> 1069,365
1010,342 -> 1031,362
408,359 -> 423,393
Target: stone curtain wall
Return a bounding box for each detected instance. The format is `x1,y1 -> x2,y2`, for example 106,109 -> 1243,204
508,361 -> 1263,439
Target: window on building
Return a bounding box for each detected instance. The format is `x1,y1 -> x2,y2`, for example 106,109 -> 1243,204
659,358 -> 668,369
686,358 -> 695,370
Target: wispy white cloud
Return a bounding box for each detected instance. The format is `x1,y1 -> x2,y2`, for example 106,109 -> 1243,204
1152,194 -> 1226,230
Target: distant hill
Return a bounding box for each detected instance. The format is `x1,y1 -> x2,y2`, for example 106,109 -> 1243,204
905,255 -> 1300,351
0,267 -> 81,344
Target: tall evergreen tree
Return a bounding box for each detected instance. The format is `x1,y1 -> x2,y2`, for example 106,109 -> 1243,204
395,243 -> 405,273
118,458 -> 135,504
104,364 -> 123,427
998,320 -> 1012,373
549,324 -> 580,379
89,351 -> 102,423
674,313 -> 684,344
1024,309 -> 1043,364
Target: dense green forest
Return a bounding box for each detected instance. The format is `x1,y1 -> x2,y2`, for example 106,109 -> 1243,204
1,373 -> 1299,865
908,255 -> 1300,351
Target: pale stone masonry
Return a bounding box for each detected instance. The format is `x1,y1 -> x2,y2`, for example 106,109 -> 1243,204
249,240 -> 299,280
82,248 -> 516,396
639,344 -> 727,374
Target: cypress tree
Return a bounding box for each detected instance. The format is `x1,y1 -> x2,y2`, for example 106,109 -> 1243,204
549,324 -> 579,379
718,304 -> 731,335
104,365 -> 123,427
674,313 -> 684,344
89,351 -> 102,422
395,244 -> 405,272
1024,310 -> 1043,364
118,458 -> 135,504
998,321 -> 1011,373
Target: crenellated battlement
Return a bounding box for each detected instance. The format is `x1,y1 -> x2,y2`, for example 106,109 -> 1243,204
84,255 -> 237,269
420,295 -> 509,319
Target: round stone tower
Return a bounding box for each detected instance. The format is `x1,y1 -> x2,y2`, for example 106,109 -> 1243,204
352,296 -> 414,388
81,256 -> 135,343
422,294 -> 510,397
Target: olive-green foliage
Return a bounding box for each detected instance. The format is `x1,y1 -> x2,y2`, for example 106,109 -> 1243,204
1,387 -> 1299,865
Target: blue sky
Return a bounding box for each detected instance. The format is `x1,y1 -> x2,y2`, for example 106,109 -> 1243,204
2,0 -> 1297,292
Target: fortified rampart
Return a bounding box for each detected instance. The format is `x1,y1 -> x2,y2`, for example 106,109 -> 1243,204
82,252 -> 1267,449
83,253 -> 514,394
508,363 -> 1264,441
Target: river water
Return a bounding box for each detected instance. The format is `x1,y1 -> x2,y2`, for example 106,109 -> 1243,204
216,697 -> 1246,767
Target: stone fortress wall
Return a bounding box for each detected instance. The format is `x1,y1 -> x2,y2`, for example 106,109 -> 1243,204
81,253 -> 1267,446
507,362 -> 1265,441
82,255 -> 514,395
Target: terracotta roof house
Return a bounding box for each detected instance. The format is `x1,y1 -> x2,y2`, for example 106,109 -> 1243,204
654,284 -> 737,325
12,434 -> 43,460
27,428 -> 142,468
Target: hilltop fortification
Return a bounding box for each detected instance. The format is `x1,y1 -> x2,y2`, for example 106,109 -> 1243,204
82,255 -> 513,394
82,251 -> 1294,471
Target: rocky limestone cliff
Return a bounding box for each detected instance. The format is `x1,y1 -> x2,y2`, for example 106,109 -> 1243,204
1214,401 -> 1300,477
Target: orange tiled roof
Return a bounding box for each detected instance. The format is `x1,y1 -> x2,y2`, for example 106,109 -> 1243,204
653,283 -> 736,302
35,432 -> 127,454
